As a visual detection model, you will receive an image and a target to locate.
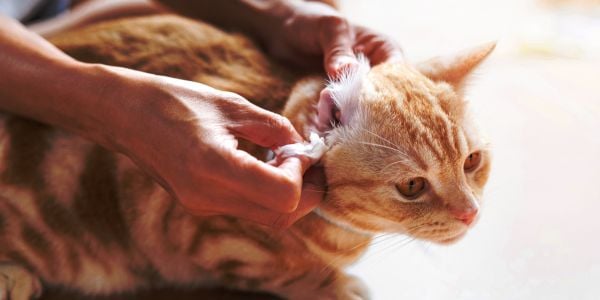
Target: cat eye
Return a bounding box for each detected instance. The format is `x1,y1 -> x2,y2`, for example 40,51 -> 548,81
396,177 -> 427,199
464,151 -> 482,172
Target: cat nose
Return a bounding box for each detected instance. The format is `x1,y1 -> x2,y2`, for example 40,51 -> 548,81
451,207 -> 478,225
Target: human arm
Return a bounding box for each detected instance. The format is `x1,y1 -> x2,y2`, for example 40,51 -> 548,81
29,0 -> 165,38
0,14 -> 322,228
153,0 -> 404,77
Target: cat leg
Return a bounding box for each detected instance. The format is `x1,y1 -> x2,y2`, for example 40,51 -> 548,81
0,263 -> 42,300
275,269 -> 370,300
329,274 -> 371,300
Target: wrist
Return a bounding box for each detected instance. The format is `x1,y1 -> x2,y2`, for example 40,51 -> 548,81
71,62 -> 151,153
83,64 -> 206,164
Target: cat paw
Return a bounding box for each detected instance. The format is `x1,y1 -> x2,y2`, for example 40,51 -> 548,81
0,263 -> 42,300
332,275 -> 370,300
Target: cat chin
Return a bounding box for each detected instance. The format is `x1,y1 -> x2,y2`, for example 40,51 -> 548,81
435,231 -> 468,245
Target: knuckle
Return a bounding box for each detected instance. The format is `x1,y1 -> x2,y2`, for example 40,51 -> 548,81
370,36 -> 387,46
220,91 -> 249,107
328,46 -> 352,58
319,14 -> 347,28
276,179 -> 301,213
268,115 -> 294,132
263,176 -> 301,214
271,214 -> 294,230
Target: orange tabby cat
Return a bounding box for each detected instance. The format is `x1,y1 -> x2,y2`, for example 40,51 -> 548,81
0,15 -> 493,300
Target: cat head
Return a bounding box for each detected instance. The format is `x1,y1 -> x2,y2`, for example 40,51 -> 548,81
317,43 -> 494,244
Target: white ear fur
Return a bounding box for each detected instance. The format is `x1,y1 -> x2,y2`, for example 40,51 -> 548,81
325,55 -> 371,124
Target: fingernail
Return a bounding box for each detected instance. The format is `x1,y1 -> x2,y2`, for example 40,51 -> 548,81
333,56 -> 358,77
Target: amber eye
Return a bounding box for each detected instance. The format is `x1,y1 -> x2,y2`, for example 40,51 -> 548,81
464,152 -> 482,172
396,177 -> 427,199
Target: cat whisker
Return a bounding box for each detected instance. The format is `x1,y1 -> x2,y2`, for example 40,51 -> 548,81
367,233 -> 398,247
322,233 -> 403,286
359,235 -> 415,265
317,233 -> 396,275
355,141 -> 409,158
379,159 -> 412,173
379,236 -> 415,257
361,128 -> 404,151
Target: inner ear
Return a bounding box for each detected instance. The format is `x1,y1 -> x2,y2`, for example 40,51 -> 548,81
416,42 -> 496,91
318,54 -> 371,131
317,88 -> 341,131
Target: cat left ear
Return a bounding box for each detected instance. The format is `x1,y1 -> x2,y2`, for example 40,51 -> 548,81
416,42 -> 496,91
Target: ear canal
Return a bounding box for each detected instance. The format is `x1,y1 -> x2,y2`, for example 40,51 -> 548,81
416,42 -> 496,90
317,88 -> 336,131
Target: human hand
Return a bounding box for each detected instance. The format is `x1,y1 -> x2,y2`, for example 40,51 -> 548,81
0,12 -> 324,228
260,1 -> 404,77
103,66 -> 325,228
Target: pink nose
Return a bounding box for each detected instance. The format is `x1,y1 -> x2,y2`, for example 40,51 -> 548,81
452,208 -> 478,225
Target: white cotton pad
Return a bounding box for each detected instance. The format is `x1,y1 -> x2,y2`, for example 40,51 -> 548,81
273,132 -> 327,163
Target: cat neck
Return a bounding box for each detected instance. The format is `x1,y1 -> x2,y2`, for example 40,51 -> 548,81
284,78 -> 374,266
313,208 -> 375,237
291,209 -> 373,268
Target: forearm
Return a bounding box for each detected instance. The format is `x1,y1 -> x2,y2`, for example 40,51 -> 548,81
0,15 -> 127,149
153,0 -> 296,43
29,0 -> 164,38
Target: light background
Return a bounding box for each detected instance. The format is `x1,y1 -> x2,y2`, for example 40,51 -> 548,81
341,0 -> 600,299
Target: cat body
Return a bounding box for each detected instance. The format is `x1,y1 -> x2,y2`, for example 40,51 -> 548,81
0,15 -> 492,300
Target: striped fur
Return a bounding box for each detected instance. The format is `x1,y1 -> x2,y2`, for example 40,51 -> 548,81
0,15 -> 492,300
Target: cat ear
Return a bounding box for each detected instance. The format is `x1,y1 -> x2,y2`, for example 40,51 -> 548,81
416,42 -> 496,91
320,54 -> 370,129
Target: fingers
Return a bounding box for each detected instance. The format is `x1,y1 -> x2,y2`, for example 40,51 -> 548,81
210,91 -> 316,213
185,166 -> 326,229
318,15 -> 358,78
353,26 -> 404,65
217,146 -> 313,213
318,17 -> 404,78
232,111 -> 302,148
222,93 -> 303,148
272,166 -> 327,228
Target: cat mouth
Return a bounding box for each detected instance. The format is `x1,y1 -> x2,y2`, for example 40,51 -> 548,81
437,231 -> 468,244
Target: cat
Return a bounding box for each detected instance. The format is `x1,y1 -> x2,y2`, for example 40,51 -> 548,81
0,15 -> 493,300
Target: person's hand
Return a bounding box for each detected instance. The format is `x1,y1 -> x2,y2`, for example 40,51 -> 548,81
261,1 -> 404,77
103,67 -> 325,228
151,1 -> 403,76
1,11 -> 325,229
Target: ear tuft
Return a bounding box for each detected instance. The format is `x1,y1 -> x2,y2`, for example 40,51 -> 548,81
416,42 -> 496,90
325,54 -> 370,124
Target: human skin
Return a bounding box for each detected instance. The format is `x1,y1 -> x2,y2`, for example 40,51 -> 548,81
29,0 -> 167,38
0,0 -> 402,228
154,0 -> 404,76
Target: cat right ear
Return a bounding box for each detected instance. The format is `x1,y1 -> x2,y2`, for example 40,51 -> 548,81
416,42 -> 496,91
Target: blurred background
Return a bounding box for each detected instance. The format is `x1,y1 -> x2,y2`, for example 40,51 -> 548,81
341,0 -> 600,299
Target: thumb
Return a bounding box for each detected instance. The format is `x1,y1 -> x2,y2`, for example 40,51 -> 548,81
319,16 -> 358,78
228,103 -> 303,149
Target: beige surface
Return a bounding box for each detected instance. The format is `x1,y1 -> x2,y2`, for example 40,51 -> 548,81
342,0 -> 600,299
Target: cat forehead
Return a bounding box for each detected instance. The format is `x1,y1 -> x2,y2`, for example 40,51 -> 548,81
356,65 -> 477,168
366,63 -> 468,125
328,60 -> 478,165
326,59 -> 459,119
